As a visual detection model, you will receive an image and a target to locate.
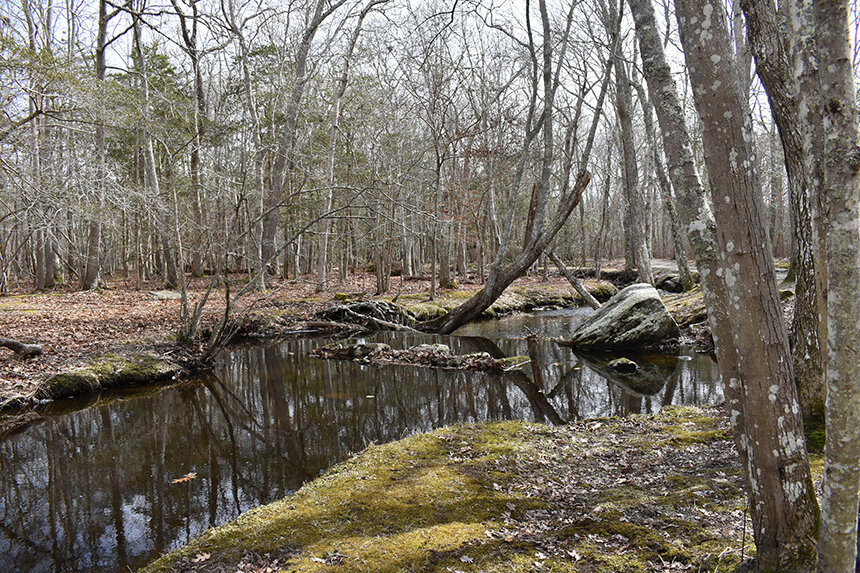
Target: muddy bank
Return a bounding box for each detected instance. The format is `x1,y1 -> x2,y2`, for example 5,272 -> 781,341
141,406 -> 761,573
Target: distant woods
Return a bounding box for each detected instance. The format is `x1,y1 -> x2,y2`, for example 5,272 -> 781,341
0,0 -> 802,296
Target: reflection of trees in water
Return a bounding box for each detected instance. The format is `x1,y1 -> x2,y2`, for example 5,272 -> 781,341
0,337 -> 721,572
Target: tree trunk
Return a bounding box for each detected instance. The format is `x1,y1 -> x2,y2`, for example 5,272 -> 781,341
672,1 -> 819,569
741,0 -> 826,427
263,0 -> 347,283
548,251 -> 600,310
170,0 -> 207,278
812,2 -> 860,570
0,336 -> 42,357
316,0 -> 385,291
612,36 -> 652,285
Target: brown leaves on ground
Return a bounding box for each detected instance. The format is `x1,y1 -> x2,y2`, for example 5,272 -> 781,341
482,411 -> 749,571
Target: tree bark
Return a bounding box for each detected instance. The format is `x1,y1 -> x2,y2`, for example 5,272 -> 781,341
672,1 -> 819,569
741,0 -> 826,425
812,2 -> 860,570
0,336 -> 42,357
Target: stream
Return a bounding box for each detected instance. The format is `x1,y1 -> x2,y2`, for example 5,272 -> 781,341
0,308 -> 722,572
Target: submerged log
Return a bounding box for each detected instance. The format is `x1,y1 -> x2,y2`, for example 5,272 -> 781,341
311,342 -> 530,372
0,336 -> 42,357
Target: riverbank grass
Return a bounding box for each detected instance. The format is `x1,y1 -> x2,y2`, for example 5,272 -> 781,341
143,407 -> 758,573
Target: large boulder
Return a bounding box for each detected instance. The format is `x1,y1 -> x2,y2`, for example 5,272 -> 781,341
569,283 -> 680,349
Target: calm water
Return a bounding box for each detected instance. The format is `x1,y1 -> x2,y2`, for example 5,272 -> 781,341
0,309 -> 722,572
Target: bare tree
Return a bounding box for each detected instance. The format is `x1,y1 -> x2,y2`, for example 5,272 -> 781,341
81,0 -> 116,290
629,0 -> 818,569
740,0 -> 826,422
428,0 -> 614,334
605,0 -> 652,285
262,0 -> 348,281
811,2 -> 860,570
315,0 -> 390,292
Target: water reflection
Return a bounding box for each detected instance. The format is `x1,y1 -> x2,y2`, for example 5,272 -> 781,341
0,310 -> 721,572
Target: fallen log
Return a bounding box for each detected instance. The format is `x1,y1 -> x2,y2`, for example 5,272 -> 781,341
0,336 -> 42,357
547,251 -> 601,310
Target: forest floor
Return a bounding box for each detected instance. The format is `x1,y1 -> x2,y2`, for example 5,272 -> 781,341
0,268 -> 609,404
141,405 -> 823,573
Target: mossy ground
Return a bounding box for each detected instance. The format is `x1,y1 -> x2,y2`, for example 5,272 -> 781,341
143,407 -> 756,573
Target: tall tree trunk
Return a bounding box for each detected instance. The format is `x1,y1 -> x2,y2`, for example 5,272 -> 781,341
672,1 -> 819,569
317,0 -> 387,292
225,9 -> 265,289
629,0 -> 819,570
812,2 -> 860,570
82,0 -> 110,290
263,0 -> 348,281
611,24 -> 652,285
632,80 -> 694,291
170,0 -> 207,278
741,0 -> 826,427
133,4 -> 176,289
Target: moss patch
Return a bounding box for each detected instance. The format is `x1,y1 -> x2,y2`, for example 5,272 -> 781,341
662,288 -> 708,327
142,407 -> 750,573
37,353 -> 181,400
142,422 -> 542,573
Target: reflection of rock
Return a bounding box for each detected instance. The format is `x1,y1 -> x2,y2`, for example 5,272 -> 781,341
569,284 -> 680,349
608,357 -> 638,373
576,351 -> 679,396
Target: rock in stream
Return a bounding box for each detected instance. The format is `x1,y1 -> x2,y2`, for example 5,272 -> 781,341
568,283 -> 680,349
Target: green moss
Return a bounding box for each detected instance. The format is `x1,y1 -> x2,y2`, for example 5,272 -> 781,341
38,353 -> 179,400
142,422 -> 544,573
662,288 -> 708,326
142,409 -> 748,573
333,292 -> 363,302
802,398 -> 826,455
586,281 -> 619,301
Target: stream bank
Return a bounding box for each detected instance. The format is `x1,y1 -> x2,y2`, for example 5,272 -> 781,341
141,406 -> 763,573
0,278 -> 618,410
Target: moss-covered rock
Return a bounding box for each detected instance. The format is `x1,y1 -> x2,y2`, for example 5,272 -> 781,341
37,353 -> 181,400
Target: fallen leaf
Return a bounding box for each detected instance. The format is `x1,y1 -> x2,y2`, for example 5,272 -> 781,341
191,552 -> 210,563
171,472 -> 198,484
